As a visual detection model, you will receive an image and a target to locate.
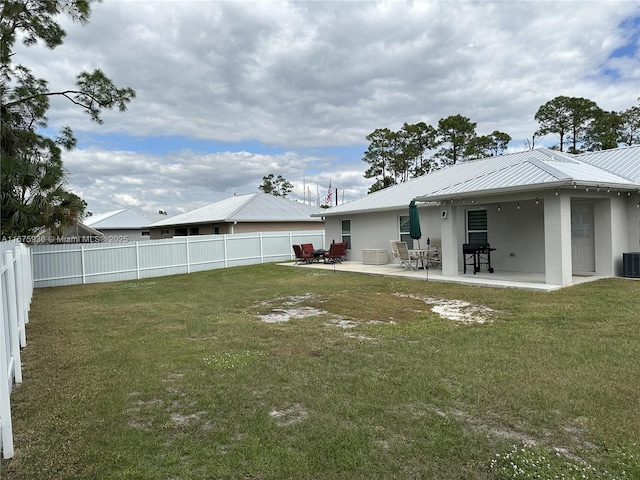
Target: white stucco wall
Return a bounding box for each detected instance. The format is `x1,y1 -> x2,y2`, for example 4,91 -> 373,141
325,189 -> 639,283
324,206 -> 442,263
627,197 -> 640,253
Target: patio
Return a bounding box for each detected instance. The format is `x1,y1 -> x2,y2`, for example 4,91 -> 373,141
282,260 -> 604,291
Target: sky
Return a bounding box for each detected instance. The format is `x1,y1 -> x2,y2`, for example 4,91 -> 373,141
14,0 -> 640,216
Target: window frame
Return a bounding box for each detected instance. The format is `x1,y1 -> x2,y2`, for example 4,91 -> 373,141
466,209 -> 488,244
399,214 -> 412,246
341,219 -> 351,249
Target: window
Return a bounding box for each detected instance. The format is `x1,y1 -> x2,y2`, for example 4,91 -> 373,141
467,209 -> 488,244
141,231 -> 150,237
341,220 -> 351,249
214,226 -> 220,235
161,229 -> 170,236
189,227 -> 200,235
175,228 -> 188,236
399,215 -> 412,245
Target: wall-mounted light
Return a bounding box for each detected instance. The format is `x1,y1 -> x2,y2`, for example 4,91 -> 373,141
497,205 -> 501,211
516,203 -> 520,210
555,190 -> 559,196
585,186 -> 589,192
535,198 -> 539,205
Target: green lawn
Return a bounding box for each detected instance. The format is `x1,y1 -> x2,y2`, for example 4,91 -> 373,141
2,264 -> 639,479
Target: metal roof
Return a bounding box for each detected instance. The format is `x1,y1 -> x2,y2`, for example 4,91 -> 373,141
85,209 -> 163,229
575,145 -> 640,183
318,146 -> 640,216
149,193 -> 323,227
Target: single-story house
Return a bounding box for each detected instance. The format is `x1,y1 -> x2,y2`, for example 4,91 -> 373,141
84,208 -> 165,242
38,223 -> 104,244
148,192 -> 324,239
315,146 -> 640,287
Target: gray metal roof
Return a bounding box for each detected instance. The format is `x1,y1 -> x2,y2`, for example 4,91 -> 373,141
149,193 -> 323,227
85,209 -> 163,229
318,146 -> 640,216
575,145 -> 640,183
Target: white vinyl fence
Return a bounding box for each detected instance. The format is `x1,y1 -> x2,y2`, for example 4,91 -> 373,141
1,242 -> 33,459
32,230 -> 325,288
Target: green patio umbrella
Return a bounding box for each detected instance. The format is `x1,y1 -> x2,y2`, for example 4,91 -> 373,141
409,200 -> 421,249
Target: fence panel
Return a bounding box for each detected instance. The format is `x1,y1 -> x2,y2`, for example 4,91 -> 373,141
32,230 -> 324,288
0,243 -> 33,459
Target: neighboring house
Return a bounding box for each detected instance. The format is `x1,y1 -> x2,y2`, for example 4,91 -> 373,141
316,146 -> 640,287
85,209 -> 164,242
38,223 -> 104,244
148,193 -> 324,239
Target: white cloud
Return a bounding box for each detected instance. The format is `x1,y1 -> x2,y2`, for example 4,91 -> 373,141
10,0 -> 640,214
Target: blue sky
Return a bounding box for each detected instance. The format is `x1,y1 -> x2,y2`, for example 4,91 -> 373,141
16,0 -> 640,216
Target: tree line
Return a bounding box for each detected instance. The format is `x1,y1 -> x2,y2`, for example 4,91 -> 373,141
1,0 -> 135,240
362,97 -> 640,193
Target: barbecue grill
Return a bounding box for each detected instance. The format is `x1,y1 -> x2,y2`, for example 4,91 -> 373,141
463,243 -> 495,274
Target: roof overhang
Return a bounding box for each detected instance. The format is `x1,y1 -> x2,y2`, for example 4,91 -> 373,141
312,202 -> 440,218
414,180 -> 640,203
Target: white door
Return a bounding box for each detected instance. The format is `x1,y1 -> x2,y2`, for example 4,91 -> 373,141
571,202 -> 595,273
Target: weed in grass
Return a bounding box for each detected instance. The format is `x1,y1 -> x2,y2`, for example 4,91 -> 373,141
203,350 -> 265,369
489,443 -> 630,479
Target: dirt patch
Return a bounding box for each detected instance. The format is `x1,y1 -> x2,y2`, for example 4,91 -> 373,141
269,403 -> 308,426
394,293 -> 495,324
255,294 -> 328,323
259,306 -> 327,323
325,319 -> 358,329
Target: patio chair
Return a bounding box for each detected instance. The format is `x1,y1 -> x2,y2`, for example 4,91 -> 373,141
393,241 -> 417,270
301,243 -> 315,254
323,242 -> 347,263
390,240 -> 401,260
292,244 -> 314,264
426,246 -> 441,269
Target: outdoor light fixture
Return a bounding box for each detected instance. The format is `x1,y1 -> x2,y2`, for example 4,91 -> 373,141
586,187 -> 589,192
497,205 -> 501,211
535,198 -> 539,205
555,190 -> 559,196
517,203 -> 520,209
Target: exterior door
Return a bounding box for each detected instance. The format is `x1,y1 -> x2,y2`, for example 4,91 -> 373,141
571,202 -> 595,273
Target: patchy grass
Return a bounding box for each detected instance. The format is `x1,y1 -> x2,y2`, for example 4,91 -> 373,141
2,264 -> 639,479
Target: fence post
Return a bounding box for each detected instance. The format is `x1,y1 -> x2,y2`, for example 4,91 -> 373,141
223,235 -> 228,268
259,233 -> 264,263
186,237 -> 191,274
4,251 -> 22,384
81,243 -> 86,284
13,248 -> 27,348
136,242 -> 141,279
0,267 -> 14,459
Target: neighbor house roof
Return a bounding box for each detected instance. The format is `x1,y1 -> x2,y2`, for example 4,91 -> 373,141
85,209 -> 164,229
149,193 -> 323,227
317,146 -> 640,217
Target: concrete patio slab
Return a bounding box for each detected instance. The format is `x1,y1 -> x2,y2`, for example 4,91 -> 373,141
281,260 -> 605,291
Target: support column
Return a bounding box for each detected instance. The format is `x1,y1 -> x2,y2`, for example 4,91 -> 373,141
441,204 -> 459,277
544,194 -> 572,286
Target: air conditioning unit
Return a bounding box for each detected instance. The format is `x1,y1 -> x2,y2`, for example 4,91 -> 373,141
622,252 -> 640,278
